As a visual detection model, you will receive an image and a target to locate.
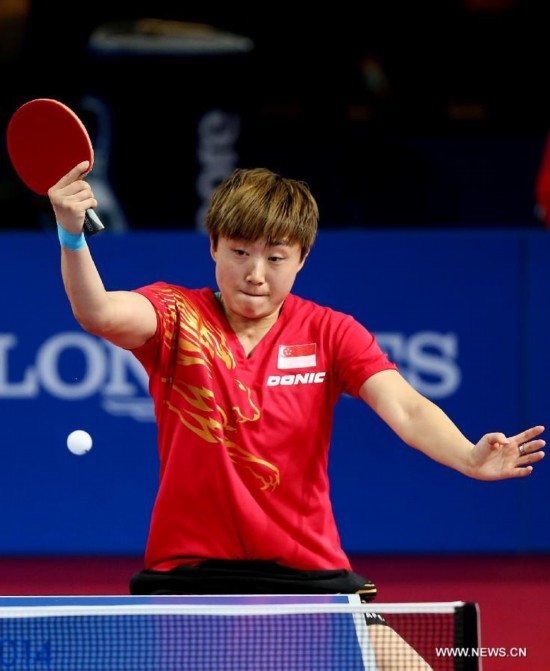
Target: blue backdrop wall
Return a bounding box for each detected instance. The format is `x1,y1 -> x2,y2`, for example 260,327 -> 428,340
0,229 -> 547,556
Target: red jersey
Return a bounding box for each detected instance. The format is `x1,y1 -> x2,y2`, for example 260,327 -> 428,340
132,284 -> 397,572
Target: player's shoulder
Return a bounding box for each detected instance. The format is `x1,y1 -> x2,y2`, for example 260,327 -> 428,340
287,293 -> 355,325
287,294 -> 374,345
133,283 -> 215,312
135,282 -> 208,300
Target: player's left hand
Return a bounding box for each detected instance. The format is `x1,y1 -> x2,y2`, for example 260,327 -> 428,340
469,425 -> 545,480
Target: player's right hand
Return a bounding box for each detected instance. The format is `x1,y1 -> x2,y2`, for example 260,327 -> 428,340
48,161 -> 97,234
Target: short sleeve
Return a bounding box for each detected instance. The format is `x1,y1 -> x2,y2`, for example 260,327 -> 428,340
333,315 -> 398,397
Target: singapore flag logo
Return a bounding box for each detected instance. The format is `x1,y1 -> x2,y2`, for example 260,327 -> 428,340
277,343 -> 317,369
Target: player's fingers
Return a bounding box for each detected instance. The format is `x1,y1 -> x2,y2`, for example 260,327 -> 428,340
484,432 -> 509,448
58,193 -> 97,214
528,448 -> 545,461
517,440 -> 546,459
49,182 -> 94,210
69,182 -> 95,202
511,465 -> 534,478
511,425 -> 545,448
513,426 -> 546,463
510,452 -> 543,478
48,161 -> 90,193
519,437 -> 546,451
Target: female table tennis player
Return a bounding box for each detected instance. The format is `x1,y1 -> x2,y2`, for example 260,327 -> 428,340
47,162 -> 545,670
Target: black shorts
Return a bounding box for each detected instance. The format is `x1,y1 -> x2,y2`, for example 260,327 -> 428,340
129,560 -> 388,626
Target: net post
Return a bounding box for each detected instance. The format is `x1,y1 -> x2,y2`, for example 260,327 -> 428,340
454,601 -> 480,671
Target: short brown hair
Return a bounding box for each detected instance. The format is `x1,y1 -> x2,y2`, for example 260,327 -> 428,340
205,168 -> 318,260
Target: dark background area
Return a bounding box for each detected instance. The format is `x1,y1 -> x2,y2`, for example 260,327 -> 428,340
1,0 -> 549,231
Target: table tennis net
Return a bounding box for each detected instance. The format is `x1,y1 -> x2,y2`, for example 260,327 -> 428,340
0,598 -> 479,670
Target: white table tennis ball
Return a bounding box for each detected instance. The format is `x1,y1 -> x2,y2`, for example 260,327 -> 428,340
67,430 -> 93,456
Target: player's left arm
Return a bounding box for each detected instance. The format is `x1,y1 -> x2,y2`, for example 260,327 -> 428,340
359,369 -> 545,480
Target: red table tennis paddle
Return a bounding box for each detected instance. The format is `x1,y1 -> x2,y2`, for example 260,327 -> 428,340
6,98 -> 104,236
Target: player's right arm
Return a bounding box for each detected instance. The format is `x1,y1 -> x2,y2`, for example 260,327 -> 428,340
49,162 -> 157,350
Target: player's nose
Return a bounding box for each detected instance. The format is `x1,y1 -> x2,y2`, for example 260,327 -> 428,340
245,259 -> 266,284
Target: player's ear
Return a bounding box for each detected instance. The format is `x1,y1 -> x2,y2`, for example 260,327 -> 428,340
210,236 -> 218,261
297,250 -> 309,272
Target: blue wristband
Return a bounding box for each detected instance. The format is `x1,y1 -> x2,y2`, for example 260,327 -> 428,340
57,222 -> 86,251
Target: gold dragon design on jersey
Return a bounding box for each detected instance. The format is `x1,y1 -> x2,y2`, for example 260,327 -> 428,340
156,287 -> 280,491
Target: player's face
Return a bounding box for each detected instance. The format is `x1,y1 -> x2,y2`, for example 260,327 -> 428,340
211,236 -> 306,325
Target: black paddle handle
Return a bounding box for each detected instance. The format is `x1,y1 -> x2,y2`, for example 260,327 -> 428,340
84,208 -> 105,236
